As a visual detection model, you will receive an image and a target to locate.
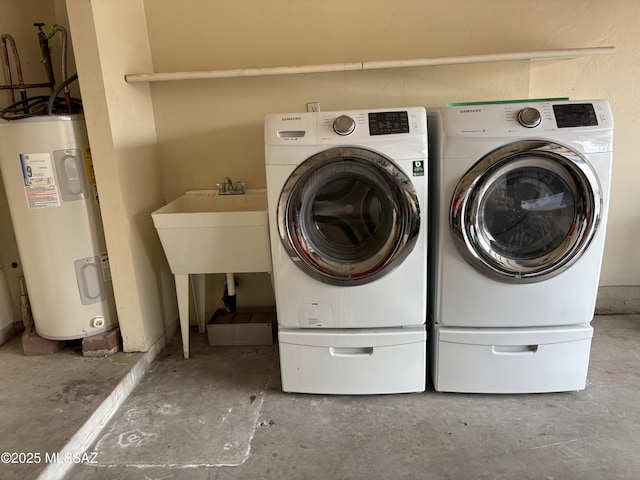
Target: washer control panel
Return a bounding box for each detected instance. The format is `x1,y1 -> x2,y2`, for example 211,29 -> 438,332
368,111 -> 410,135
318,108 -> 424,142
331,111 -> 412,136
264,107 -> 427,147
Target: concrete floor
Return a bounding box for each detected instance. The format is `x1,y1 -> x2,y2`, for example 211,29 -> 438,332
0,334 -> 143,480
1,315 -> 639,480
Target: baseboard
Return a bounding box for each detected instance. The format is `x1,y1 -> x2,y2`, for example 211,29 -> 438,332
595,285 -> 640,315
0,322 -> 15,346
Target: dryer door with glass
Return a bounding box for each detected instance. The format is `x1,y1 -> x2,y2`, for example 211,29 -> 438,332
450,140 -> 601,283
278,146 -> 420,286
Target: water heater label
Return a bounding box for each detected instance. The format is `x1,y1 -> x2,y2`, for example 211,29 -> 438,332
19,153 -> 60,208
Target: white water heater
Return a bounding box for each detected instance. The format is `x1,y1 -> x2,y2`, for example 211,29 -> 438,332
0,115 -> 118,340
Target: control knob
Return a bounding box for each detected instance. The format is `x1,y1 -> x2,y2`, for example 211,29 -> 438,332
333,115 -> 356,136
517,107 -> 542,128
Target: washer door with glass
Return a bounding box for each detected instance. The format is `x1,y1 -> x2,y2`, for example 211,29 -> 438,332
450,140 -> 601,283
278,146 -> 420,286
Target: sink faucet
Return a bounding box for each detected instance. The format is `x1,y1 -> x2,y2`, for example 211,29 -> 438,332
216,176 -> 245,195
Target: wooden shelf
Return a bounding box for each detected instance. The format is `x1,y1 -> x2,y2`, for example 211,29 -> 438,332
125,46 -> 615,83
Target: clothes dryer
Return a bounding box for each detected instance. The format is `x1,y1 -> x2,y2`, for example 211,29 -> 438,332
265,107 -> 428,394
428,99 -> 613,393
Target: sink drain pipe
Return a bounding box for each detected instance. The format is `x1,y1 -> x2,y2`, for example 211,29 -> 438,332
222,272 -> 237,313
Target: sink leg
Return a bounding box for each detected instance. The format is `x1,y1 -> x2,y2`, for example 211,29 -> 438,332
191,274 -> 206,333
175,274 -> 190,359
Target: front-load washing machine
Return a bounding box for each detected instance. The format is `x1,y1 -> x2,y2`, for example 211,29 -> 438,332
428,99 -> 613,393
264,107 -> 428,394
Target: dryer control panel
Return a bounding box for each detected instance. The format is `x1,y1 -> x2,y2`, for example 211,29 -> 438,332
436,99 -> 613,138
515,104 -> 599,129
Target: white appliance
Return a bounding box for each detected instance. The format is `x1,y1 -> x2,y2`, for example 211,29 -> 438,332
0,115 -> 118,340
265,107 -> 428,394
428,99 -> 613,393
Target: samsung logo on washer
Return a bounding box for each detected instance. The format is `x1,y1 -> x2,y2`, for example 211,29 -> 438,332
459,109 -> 482,114
281,116 -> 302,121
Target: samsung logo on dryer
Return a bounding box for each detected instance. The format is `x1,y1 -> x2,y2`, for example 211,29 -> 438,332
281,116 -> 302,121
459,109 -> 482,114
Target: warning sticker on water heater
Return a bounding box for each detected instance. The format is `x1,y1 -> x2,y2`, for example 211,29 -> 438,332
100,252 -> 112,282
19,153 -> 60,208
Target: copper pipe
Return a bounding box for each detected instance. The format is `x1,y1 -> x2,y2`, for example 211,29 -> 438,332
1,35 -> 14,102
0,82 -> 53,91
1,34 -> 26,104
1,25 -> 56,110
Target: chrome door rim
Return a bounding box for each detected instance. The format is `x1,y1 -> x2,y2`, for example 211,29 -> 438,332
278,146 -> 421,286
450,140 -> 602,283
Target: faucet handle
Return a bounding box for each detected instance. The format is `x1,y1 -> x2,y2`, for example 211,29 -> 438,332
235,182 -> 245,192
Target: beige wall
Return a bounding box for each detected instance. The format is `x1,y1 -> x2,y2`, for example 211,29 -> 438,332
145,0 -> 639,295
527,1 -> 640,285
1,0 -> 638,351
145,2 -> 535,314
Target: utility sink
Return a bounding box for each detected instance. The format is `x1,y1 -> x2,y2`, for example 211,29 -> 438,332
151,189 -> 272,275
152,189 -> 272,359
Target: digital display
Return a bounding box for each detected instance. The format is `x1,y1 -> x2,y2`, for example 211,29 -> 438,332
553,104 -> 598,128
368,111 -> 410,135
